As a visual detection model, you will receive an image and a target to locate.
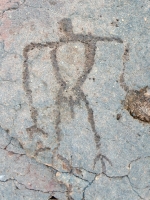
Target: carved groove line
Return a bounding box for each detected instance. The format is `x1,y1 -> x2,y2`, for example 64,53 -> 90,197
120,43 -> 150,123
23,18 -> 123,171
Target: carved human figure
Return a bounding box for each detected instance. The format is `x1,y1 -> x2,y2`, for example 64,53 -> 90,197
23,18 -> 123,172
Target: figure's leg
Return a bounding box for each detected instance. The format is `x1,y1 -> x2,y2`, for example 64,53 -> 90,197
81,91 -> 112,172
22,45 -> 61,166
78,41 -> 112,172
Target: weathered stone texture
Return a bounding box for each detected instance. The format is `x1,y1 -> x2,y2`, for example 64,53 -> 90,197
0,0 -> 150,199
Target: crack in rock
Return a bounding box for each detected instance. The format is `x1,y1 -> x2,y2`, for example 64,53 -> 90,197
0,178 -> 66,194
83,173 -> 144,200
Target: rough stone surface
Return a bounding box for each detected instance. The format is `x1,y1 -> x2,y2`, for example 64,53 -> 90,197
0,0 -> 150,199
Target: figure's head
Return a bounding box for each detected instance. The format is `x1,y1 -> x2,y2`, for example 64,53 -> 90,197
58,18 -> 73,37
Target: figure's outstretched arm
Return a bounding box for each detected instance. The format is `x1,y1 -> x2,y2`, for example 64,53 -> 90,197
96,36 -> 123,43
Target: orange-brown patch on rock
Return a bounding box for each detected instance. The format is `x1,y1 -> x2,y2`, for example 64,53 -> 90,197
0,14 -> 12,50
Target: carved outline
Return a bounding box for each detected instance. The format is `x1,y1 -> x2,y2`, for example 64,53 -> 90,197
23,18 -> 123,172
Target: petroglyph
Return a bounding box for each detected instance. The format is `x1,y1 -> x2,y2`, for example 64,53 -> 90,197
120,45 -> 150,123
22,18 -> 123,172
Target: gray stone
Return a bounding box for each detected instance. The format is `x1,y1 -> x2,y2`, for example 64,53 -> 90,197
128,157 -> 150,199
0,0 -> 150,199
84,174 -> 141,200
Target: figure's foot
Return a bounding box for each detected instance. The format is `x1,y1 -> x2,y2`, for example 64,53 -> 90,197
94,153 -> 112,173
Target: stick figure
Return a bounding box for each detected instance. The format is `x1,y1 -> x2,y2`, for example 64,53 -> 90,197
23,18 -> 123,172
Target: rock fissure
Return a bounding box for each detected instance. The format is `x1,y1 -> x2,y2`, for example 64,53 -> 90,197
0,178 -> 67,194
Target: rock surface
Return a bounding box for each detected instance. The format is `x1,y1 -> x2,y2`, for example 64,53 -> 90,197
0,0 -> 150,199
